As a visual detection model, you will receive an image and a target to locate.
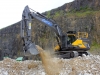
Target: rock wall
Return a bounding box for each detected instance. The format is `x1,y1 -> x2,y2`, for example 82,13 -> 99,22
0,0 -> 100,59
0,22 -> 22,59
48,0 -> 100,13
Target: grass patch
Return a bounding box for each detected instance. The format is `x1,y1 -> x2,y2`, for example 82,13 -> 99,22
91,42 -> 100,50
90,42 -> 100,54
66,10 -> 95,17
46,11 -> 51,18
53,10 -> 64,18
66,8 -> 100,17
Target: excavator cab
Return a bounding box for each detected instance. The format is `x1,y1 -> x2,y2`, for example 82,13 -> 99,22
67,31 -> 88,44
67,31 -> 89,49
67,31 -> 76,44
77,32 -> 88,39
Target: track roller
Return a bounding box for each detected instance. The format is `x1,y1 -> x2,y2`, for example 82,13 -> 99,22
70,51 -> 79,58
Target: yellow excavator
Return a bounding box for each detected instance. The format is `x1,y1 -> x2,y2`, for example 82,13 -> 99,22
21,5 -> 90,58
54,31 -> 90,58
55,31 -> 89,50
54,31 -> 88,50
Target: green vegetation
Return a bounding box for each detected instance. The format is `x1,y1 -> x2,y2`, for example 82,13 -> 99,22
54,10 -> 64,17
90,41 -> 100,54
66,6 -> 100,17
46,10 -> 64,18
46,6 -> 100,18
91,42 -> 100,48
79,6 -> 92,11
47,11 -> 51,18
66,10 -> 96,17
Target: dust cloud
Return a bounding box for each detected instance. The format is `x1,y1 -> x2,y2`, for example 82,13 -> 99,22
36,45 -> 61,75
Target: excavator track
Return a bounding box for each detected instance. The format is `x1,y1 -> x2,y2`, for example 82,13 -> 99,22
55,51 -> 90,59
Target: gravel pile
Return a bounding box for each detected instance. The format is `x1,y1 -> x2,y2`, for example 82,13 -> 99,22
0,54 -> 100,75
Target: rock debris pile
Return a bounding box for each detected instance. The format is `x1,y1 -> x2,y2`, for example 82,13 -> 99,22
0,54 -> 100,75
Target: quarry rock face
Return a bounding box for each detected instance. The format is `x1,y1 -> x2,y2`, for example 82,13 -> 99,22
72,0 -> 100,11
0,0 -> 100,58
49,0 -> 100,13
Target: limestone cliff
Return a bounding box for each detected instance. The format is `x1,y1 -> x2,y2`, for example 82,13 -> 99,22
0,0 -> 100,59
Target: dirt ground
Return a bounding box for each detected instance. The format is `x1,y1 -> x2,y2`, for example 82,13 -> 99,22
0,53 -> 100,75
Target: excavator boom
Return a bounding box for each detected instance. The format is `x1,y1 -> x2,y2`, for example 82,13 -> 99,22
21,5 -> 68,55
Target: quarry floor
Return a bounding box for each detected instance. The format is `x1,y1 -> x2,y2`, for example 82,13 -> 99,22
0,54 -> 100,75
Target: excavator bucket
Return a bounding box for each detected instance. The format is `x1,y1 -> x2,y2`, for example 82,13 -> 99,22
24,43 -> 39,56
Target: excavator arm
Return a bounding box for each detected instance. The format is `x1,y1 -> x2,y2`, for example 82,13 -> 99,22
21,5 -> 68,55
